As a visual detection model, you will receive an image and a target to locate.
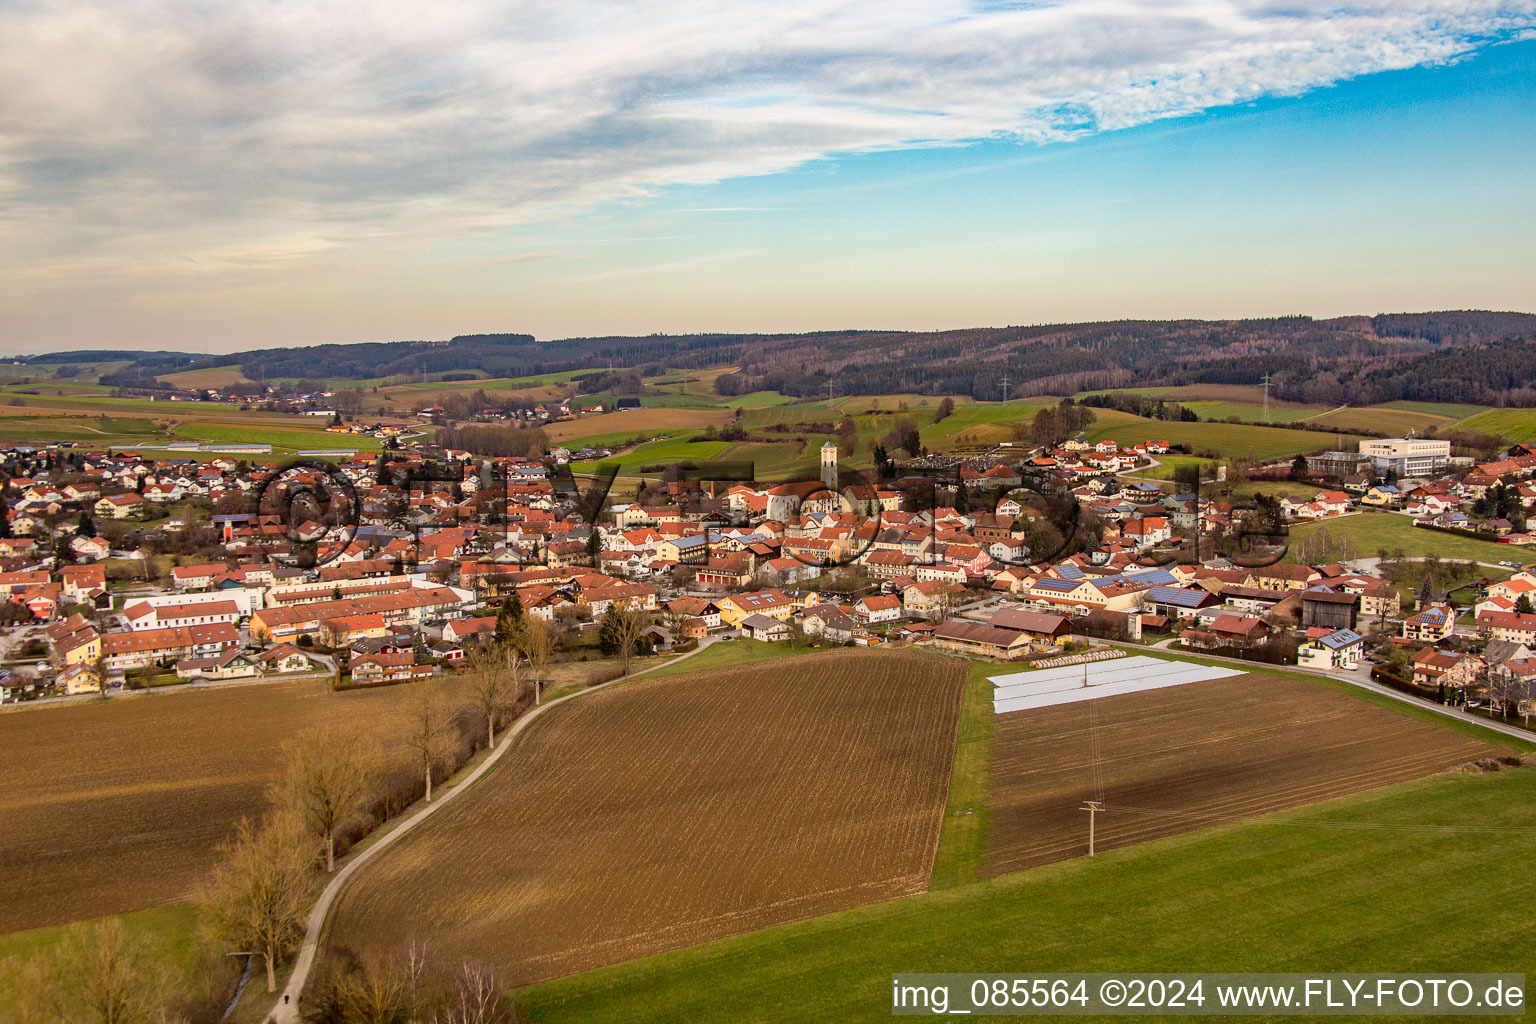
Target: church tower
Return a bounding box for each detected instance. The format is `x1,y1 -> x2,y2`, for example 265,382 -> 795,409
820,440 -> 838,492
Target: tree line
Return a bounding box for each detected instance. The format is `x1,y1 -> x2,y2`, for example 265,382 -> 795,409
0,620 -> 560,1023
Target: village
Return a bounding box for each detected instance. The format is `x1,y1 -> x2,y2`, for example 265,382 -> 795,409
1,430 -> 1534,725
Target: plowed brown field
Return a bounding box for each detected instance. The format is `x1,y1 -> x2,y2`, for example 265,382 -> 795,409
324,649 -> 964,984
0,679 -> 427,932
986,672 -> 1509,876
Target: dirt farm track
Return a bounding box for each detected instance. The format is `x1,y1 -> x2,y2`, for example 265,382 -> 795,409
986,672 -> 1511,876
324,649 -> 965,985
0,679 -> 425,933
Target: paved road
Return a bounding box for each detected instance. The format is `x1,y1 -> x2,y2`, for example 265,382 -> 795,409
269,637 -> 721,1024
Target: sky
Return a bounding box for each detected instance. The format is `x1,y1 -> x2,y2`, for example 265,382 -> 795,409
2,1 -> 1534,356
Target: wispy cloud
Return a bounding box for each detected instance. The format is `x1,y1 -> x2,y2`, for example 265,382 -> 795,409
0,1 -> 1532,304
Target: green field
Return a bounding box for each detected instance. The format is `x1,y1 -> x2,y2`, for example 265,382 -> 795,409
1451,408 -> 1536,444
1305,406 -> 1458,437
519,767 -> 1536,1024
1176,400 -> 1326,424
1121,455 -> 1210,481
921,400 -> 1055,447
727,390 -> 796,409
0,902 -> 200,976
741,400 -> 844,428
171,421 -> 381,452
1286,511 -> 1519,565
570,437 -> 732,472
719,440 -> 817,479
647,638 -> 820,677
581,390 -> 721,410
928,661 -> 999,890
1380,400 -> 1492,421
1088,414 -> 1361,463
0,415 -> 166,445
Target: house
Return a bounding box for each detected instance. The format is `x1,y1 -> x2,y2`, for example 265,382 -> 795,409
1297,628 -> 1366,671
718,589 -> 797,626
854,594 -> 902,624
259,643 -> 321,674
59,564 -> 109,604
176,648 -> 260,681
69,535 -> 112,562
57,662 -> 103,696
1409,648 -> 1481,689
1247,564 -> 1322,592
1206,613 -> 1269,648
48,615 -> 101,666
317,613 -> 389,646
124,599 -> 241,632
665,597 -> 721,630
101,623 -> 239,671
902,580 -> 963,618
351,652 -> 433,684
1313,491 -> 1351,516
1121,516 -> 1172,548
94,493 -> 147,519
1478,610 -> 1536,646
640,625 -> 675,651
799,605 -> 858,642
739,613 -> 791,642
1361,485 -> 1402,508
172,563 -> 230,591
442,616 -> 497,643
1402,604 -> 1457,643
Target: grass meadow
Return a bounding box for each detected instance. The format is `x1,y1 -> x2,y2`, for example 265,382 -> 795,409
519,766 -> 1536,1024
1285,511 -> 1522,565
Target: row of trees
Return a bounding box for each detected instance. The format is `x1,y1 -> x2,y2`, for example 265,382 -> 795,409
435,425 -> 550,459
0,624 -> 564,1021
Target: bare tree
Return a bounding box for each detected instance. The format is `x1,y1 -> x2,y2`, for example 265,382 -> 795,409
437,962 -> 508,1024
400,683 -> 461,803
462,642 -> 519,750
274,725 -> 380,872
515,617 -> 553,705
199,812 -> 315,993
337,953 -> 406,1024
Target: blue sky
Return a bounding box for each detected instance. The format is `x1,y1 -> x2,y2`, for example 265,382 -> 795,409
1,2 -> 1533,353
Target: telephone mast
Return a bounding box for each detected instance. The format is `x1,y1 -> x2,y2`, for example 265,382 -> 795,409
1000,373 -> 1011,404
1260,373 -> 1273,424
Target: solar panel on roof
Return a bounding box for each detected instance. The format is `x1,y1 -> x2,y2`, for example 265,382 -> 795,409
1146,586 -> 1207,607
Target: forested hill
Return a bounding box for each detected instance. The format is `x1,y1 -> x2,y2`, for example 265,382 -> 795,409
30,310 -> 1536,407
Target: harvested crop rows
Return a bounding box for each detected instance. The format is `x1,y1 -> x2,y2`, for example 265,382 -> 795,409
0,679 -> 426,933
324,649 -> 965,985
986,672 -> 1509,876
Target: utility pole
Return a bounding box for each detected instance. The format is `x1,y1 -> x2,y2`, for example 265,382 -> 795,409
825,379 -> 838,405
1081,800 -> 1103,857
1000,373 -> 1011,404
1260,373 -> 1272,424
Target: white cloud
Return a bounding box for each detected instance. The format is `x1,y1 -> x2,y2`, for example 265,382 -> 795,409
0,0 -> 1532,290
